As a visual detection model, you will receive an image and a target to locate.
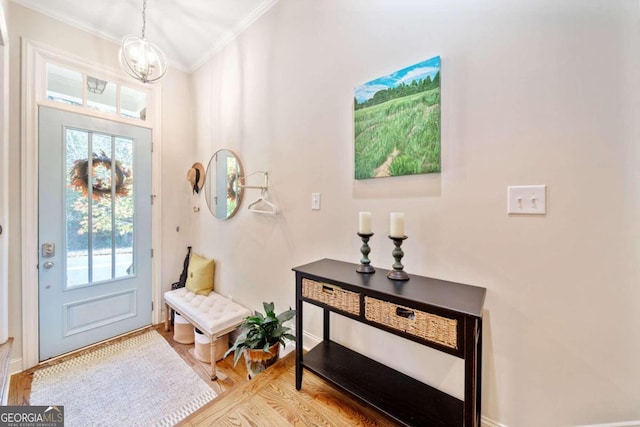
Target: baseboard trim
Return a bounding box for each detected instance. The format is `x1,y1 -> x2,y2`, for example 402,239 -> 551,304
301,330 -> 322,351
482,416 -> 508,427
10,356 -> 22,376
478,416 -> 640,427
576,422 -> 640,427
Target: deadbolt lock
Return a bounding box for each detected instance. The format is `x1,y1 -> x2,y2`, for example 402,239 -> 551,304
42,243 -> 55,258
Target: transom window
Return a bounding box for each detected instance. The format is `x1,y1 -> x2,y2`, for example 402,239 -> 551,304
46,63 -> 147,121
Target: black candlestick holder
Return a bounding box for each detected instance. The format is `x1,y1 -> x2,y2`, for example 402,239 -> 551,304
387,235 -> 409,281
356,232 -> 375,274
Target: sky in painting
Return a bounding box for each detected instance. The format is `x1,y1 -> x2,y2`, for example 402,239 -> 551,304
354,56 -> 441,103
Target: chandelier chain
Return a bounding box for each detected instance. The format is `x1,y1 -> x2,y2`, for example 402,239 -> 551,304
141,0 -> 147,39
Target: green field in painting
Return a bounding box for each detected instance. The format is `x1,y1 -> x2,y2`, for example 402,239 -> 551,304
354,88 -> 440,179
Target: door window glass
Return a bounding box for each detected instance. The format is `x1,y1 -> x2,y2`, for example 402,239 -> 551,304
65,129 -> 89,286
91,133 -> 114,283
115,137 -> 134,277
47,64 -> 82,106
121,86 -> 147,120
65,128 -> 135,287
87,76 -> 117,115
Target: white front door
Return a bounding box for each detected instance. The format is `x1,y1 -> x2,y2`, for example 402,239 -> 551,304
38,106 -> 152,361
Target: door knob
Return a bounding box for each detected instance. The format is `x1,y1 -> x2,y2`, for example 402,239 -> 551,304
43,261 -> 54,269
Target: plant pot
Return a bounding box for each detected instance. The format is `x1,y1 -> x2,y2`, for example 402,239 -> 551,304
243,342 -> 280,379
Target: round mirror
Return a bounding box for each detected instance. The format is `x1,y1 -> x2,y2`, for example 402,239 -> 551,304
205,149 -> 244,220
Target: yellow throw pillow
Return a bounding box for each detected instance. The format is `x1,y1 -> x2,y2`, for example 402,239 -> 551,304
185,253 -> 215,295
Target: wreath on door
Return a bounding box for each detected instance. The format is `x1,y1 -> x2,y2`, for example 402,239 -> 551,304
70,151 -> 131,199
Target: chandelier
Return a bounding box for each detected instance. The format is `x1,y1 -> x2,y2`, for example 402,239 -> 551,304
119,0 -> 167,83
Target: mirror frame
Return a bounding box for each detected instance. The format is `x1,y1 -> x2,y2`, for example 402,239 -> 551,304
204,149 -> 244,220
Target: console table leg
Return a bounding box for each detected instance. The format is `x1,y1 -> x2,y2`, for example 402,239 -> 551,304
295,283 -> 303,390
323,308 -> 330,341
476,318 -> 483,424
464,317 -> 480,427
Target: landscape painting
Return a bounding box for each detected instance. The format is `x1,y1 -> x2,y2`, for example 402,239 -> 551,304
354,56 -> 441,179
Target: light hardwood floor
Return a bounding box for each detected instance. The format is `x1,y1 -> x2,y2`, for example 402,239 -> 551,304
180,351 -> 398,426
9,325 -> 397,426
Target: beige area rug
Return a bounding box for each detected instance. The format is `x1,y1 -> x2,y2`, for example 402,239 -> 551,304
30,330 -> 217,427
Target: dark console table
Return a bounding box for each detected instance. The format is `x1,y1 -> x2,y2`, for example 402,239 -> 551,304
293,259 -> 486,427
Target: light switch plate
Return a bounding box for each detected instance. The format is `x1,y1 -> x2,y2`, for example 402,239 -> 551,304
507,185 -> 546,215
311,193 -> 321,210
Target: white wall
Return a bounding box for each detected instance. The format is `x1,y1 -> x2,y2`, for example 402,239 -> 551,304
6,2 -> 194,368
190,0 -> 640,425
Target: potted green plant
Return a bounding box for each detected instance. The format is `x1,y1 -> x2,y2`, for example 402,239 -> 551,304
225,302 -> 296,378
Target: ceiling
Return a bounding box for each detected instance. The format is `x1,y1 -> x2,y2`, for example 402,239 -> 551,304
12,0 -> 278,73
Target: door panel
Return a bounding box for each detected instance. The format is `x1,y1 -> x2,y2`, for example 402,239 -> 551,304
38,106 -> 152,360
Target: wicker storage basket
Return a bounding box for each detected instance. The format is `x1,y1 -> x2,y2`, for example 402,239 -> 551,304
194,329 -> 228,363
173,313 -> 195,344
302,278 -> 360,315
364,297 -> 458,350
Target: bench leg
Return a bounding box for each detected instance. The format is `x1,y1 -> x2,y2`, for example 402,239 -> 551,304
164,303 -> 171,332
209,338 -> 217,381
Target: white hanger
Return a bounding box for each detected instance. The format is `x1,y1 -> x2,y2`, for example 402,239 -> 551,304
247,189 -> 280,215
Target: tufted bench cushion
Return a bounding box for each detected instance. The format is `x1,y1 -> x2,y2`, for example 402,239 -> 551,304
165,288 -> 251,333
164,288 -> 251,380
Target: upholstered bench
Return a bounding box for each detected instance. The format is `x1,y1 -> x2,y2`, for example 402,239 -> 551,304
164,287 -> 251,380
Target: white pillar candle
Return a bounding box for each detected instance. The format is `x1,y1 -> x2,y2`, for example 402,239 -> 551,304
389,212 -> 405,237
359,211 -> 372,234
